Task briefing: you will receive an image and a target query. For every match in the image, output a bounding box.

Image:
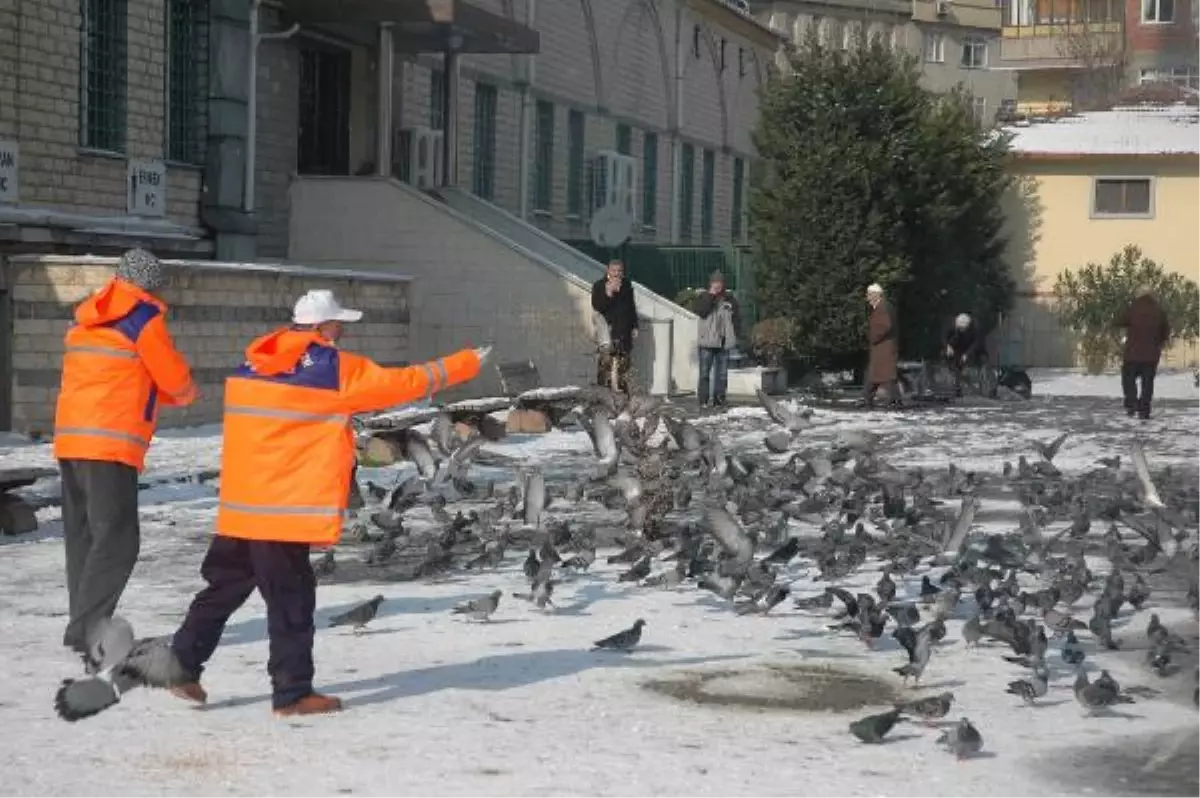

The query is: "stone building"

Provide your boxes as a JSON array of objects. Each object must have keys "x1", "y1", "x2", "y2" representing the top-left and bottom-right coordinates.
[{"x1": 754, "y1": 0, "x2": 1018, "y2": 125}]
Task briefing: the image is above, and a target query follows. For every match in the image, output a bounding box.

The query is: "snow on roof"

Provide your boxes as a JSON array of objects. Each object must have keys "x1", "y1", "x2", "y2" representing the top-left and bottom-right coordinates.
[{"x1": 1002, "y1": 105, "x2": 1199, "y2": 157}]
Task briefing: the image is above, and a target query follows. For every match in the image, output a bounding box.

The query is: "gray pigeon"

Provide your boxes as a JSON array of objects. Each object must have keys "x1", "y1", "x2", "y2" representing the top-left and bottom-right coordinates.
[
  {"x1": 55, "y1": 623, "x2": 194, "y2": 722},
  {"x1": 1074, "y1": 669, "x2": 1134, "y2": 712},
  {"x1": 1006, "y1": 664, "x2": 1049, "y2": 705},
  {"x1": 936, "y1": 718, "x2": 984, "y2": 759},
  {"x1": 849, "y1": 707, "x2": 905, "y2": 743},
  {"x1": 328, "y1": 595, "x2": 385, "y2": 633},
  {"x1": 896, "y1": 691, "x2": 955, "y2": 725},
  {"x1": 452, "y1": 590, "x2": 503, "y2": 622},
  {"x1": 592, "y1": 619, "x2": 646, "y2": 652},
  {"x1": 961, "y1": 614, "x2": 983, "y2": 648}
]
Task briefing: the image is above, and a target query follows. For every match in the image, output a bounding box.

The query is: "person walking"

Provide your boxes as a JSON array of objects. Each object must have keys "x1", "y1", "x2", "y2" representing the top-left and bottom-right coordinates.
[
  {"x1": 167, "y1": 290, "x2": 486, "y2": 716},
  {"x1": 1116, "y1": 284, "x2": 1170, "y2": 420},
  {"x1": 53, "y1": 248, "x2": 197, "y2": 669},
  {"x1": 863, "y1": 283, "x2": 901, "y2": 409},
  {"x1": 591, "y1": 259, "x2": 639, "y2": 393},
  {"x1": 944, "y1": 313, "x2": 987, "y2": 397},
  {"x1": 695, "y1": 270, "x2": 740, "y2": 408}
]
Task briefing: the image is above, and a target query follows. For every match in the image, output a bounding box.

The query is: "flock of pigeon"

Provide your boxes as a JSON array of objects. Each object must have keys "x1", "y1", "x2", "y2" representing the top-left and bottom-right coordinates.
[{"x1": 56, "y1": 383, "x2": 1199, "y2": 771}]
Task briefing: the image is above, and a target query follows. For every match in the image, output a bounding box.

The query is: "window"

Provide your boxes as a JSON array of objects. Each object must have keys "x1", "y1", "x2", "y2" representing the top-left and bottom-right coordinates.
[
  {"x1": 1139, "y1": 66, "x2": 1199, "y2": 88},
  {"x1": 1092, "y1": 178, "x2": 1152, "y2": 217},
  {"x1": 567, "y1": 109, "x2": 585, "y2": 216},
  {"x1": 719, "y1": 38, "x2": 727, "y2": 71},
  {"x1": 80, "y1": 0, "x2": 128, "y2": 152},
  {"x1": 738, "y1": 47, "x2": 747, "y2": 77},
  {"x1": 642, "y1": 132, "x2": 658, "y2": 228},
  {"x1": 924, "y1": 31, "x2": 945, "y2": 63},
  {"x1": 430, "y1": 68, "x2": 446, "y2": 130},
  {"x1": 680, "y1": 142, "x2": 695, "y2": 238},
  {"x1": 961, "y1": 36, "x2": 988, "y2": 69},
  {"x1": 166, "y1": 0, "x2": 205, "y2": 164},
  {"x1": 700, "y1": 149, "x2": 715, "y2": 241},
  {"x1": 297, "y1": 44, "x2": 351, "y2": 175},
  {"x1": 842, "y1": 21, "x2": 860, "y2": 50},
  {"x1": 731, "y1": 157, "x2": 745, "y2": 241},
  {"x1": 533, "y1": 99, "x2": 555, "y2": 212},
  {"x1": 828, "y1": 19, "x2": 844, "y2": 49},
  {"x1": 616, "y1": 123, "x2": 632, "y2": 155},
  {"x1": 693, "y1": 24, "x2": 702, "y2": 58},
  {"x1": 472, "y1": 82, "x2": 497, "y2": 200},
  {"x1": 1142, "y1": 0, "x2": 1174, "y2": 22}
]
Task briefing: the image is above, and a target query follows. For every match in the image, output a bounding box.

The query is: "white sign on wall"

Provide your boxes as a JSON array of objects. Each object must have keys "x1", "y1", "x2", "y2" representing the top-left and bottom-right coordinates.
[
  {"x1": 126, "y1": 159, "x2": 167, "y2": 217},
  {"x1": 0, "y1": 141, "x2": 17, "y2": 204}
]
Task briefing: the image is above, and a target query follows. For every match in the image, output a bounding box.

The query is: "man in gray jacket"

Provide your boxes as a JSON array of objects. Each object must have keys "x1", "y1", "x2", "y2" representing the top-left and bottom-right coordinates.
[{"x1": 695, "y1": 270, "x2": 740, "y2": 408}]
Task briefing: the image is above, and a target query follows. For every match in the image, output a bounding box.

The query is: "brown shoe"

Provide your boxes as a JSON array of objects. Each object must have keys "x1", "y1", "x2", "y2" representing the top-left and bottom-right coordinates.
[
  {"x1": 170, "y1": 682, "x2": 208, "y2": 705},
  {"x1": 273, "y1": 693, "x2": 343, "y2": 717}
]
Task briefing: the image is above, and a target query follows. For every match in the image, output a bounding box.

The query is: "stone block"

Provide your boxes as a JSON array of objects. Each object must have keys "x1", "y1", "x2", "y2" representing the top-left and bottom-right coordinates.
[
  {"x1": 0, "y1": 493, "x2": 39, "y2": 535},
  {"x1": 505, "y1": 408, "x2": 550, "y2": 435},
  {"x1": 360, "y1": 435, "x2": 401, "y2": 466}
]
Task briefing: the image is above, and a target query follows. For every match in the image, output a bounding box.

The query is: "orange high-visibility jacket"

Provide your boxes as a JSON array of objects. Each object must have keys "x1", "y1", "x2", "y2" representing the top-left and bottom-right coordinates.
[
  {"x1": 53, "y1": 278, "x2": 197, "y2": 471},
  {"x1": 217, "y1": 328, "x2": 481, "y2": 546}
]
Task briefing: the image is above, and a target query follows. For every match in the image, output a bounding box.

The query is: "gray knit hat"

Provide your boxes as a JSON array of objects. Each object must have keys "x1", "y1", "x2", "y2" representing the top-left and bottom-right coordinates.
[{"x1": 116, "y1": 248, "x2": 166, "y2": 292}]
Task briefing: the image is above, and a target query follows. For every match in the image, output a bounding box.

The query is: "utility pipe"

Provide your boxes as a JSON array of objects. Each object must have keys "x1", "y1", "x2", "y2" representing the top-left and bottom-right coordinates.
[
  {"x1": 517, "y1": 0, "x2": 537, "y2": 217},
  {"x1": 245, "y1": 0, "x2": 299, "y2": 213},
  {"x1": 376, "y1": 22, "x2": 395, "y2": 176}
]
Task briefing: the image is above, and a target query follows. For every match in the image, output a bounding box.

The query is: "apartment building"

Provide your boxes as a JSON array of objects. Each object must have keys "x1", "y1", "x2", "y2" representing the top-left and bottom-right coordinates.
[
  {"x1": 755, "y1": 0, "x2": 1017, "y2": 125},
  {"x1": 996, "y1": 0, "x2": 1198, "y2": 113}
]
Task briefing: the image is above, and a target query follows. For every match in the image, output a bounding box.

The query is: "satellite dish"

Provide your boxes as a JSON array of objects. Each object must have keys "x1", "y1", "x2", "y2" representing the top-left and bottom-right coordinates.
[{"x1": 589, "y1": 205, "x2": 633, "y2": 249}]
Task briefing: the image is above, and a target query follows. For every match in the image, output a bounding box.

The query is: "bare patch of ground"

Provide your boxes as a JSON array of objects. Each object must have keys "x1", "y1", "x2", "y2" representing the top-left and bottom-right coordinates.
[{"x1": 644, "y1": 662, "x2": 900, "y2": 713}]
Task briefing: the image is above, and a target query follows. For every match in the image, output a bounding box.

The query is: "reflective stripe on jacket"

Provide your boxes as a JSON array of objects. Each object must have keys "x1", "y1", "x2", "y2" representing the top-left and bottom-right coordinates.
[
  {"x1": 53, "y1": 278, "x2": 196, "y2": 471},
  {"x1": 216, "y1": 327, "x2": 481, "y2": 546}
]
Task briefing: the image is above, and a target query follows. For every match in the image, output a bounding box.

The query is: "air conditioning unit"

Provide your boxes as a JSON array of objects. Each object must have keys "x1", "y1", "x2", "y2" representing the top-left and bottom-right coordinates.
[
  {"x1": 397, "y1": 126, "x2": 444, "y2": 190},
  {"x1": 935, "y1": 0, "x2": 951, "y2": 15},
  {"x1": 589, "y1": 150, "x2": 638, "y2": 219}
]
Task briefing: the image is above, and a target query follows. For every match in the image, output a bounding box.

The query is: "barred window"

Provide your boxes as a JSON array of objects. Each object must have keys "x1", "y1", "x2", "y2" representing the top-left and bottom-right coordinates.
[
  {"x1": 679, "y1": 142, "x2": 695, "y2": 238},
  {"x1": 472, "y1": 83, "x2": 497, "y2": 200},
  {"x1": 166, "y1": 0, "x2": 206, "y2": 164},
  {"x1": 567, "y1": 109, "x2": 585, "y2": 216},
  {"x1": 731, "y1": 157, "x2": 745, "y2": 241},
  {"x1": 430, "y1": 68, "x2": 446, "y2": 130},
  {"x1": 700, "y1": 148, "x2": 715, "y2": 242},
  {"x1": 533, "y1": 99, "x2": 554, "y2": 212},
  {"x1": 642, "y1": 131, "x2": 658, "y2": 228},
  {"x1": 616, "y1": 123, "x2": 632, "y2": 155},
  {"x1": 80, "y1": 0, "x2": 128, "y2": 152}
]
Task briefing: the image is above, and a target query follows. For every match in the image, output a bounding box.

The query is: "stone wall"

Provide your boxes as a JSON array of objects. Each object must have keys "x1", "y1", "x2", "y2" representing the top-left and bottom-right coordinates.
[{"x1": 2, "y1": 256, "x2": 411, "y2": 434}]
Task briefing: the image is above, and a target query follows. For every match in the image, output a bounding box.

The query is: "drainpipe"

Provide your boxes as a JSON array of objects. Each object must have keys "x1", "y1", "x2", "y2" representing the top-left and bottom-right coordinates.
[
  {"x1": 441, "y1": 36, "x2": 463, "y2": 187},
  {"x1": 376, "y1": 22, "x2": 395, "y2": 177},
  {"x1": 517, "y1": 0, "x2": 537, "y2": 217},
  {"x1": 670, "y1": 0, "x2": 686, "y2": 244},
  {"x1": 245, "y1": 0, "x2": 299, "y2": 213}
]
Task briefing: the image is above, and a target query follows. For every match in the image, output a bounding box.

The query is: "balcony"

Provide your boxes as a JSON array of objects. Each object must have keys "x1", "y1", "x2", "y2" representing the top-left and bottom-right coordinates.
[{"x1": 997, "y1": 0, "x2": 1125, "y2": 69}]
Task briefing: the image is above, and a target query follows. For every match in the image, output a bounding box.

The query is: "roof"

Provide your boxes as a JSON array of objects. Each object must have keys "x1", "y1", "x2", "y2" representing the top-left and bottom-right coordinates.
[{"x1": 1001, "y1": 105, "x2": 1199, "y2": 157}]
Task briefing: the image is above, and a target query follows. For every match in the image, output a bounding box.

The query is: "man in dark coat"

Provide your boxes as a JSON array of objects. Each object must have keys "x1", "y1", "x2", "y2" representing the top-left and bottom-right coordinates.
[
  {"x1": 591, "y1": 259, "x2": 639, "y2": 393},
  {"x1": 863, "y1": 283, "x2": 900, "y2": 408},
  {"x1": 944, "y1": 313, "x2": 987, "y2": 397},
  {"x1": 1116, "y1": 285, "x2": 1170, "y2": 420}
]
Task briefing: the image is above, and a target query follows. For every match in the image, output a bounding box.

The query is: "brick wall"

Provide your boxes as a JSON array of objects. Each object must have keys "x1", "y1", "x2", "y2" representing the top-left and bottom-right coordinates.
[
  {"x1": 0, "y1": 0, "x2": 203, "y2": 227},
  {"x1": 3, "y1": 255, "x2": 411, "y2": 434}
]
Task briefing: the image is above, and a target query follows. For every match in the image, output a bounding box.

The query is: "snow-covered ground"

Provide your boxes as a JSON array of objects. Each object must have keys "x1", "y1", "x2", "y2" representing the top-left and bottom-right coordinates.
[{"x1": 0, "y1": 377, "x2": 1197, "y2": 796}]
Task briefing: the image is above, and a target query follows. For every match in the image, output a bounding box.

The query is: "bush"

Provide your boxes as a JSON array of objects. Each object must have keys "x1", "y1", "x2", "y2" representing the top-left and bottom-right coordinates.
[
  {"x1": 1053, "y1": 244, "x2": 1199, "y2": 373},
  {"x1": 674, "y1": 287, "x2": 705, "y2": 313},
  {"x1": 751, "y1": 317, "x2": 796, "y2": 367}
]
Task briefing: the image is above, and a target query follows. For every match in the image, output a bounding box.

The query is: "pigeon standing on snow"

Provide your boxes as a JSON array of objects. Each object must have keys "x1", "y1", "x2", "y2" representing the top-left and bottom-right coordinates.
[
  {"x1": 54, "y1": 617, "x2": 194, "y2": 722},
  {"x1": 936, "y1": 718, "x2": 984, "y2": 759},
  {"x1": 592, "y1": 619, "x2": 646, "y2": 652},
  {"x1": 849, "y1": 707, "x2": 905, "y2": 743},
  {"x1": 1006, "y1": 664, "x2": 1049, "y2": 706},
  {"x1": 1061, "y1": 630, "x2": 1085, "y2": 666},
  {"x1": 452, "y1": 590, "x2": 503, "y2": 622},
  {"x1": 328, "y1": 595, "x2": 385, "y2": 633}
]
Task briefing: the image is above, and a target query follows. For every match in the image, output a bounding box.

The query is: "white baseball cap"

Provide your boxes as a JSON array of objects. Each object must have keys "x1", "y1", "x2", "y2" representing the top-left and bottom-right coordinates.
[{"x1": 292, "y1": 290, "x2": 364, "y2": 325}]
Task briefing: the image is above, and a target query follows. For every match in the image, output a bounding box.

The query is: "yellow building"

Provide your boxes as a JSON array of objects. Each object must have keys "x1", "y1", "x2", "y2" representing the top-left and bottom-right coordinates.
[{"x1": 997, "y1": 104, "x2": 1200, "y2": 368}]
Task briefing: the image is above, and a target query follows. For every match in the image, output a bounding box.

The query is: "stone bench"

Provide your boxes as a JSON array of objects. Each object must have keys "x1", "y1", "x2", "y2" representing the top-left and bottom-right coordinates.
[{"x1": 0, "y1": 467, "x2": 56, "y2": 536}]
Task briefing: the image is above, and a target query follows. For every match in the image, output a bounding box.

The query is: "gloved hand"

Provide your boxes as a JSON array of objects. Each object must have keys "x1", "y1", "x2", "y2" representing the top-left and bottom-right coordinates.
[{"x1": 474, "y1": 344, "x2": 493, "y2": 365}]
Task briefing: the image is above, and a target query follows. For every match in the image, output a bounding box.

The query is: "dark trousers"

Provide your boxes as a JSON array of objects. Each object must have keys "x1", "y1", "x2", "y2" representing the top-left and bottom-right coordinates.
[
  {"x1": 596, "y1": 349, "x2": 632, "y2": 393},
  {"x1": 698, "y1": 347, "x2": 730, "y2": 405},
  {"x1": 59, "y1": 459, "x2": 141, "y2": 653},
  {"x1": 863, "y1": 380, "x2": 900, "y2": 407},
  {"x1": 1121, "y1": 361, "x2": 1157, "y2": 417},
  {"x1": 172, "y1": 536, "x2": 316, "y2": 709}
]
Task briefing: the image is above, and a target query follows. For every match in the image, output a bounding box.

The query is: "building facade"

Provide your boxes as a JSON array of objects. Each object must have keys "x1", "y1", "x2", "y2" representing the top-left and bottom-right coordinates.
[
  {"x1": 998, "y1": 105, "x2": 1200, "y2": 368},
  {"x1": 755, "y1": 0, "x2": 1017, "y2": 125},
  {"x1": 996, "y1": 0, "x2": 1198, "y2": 113}
]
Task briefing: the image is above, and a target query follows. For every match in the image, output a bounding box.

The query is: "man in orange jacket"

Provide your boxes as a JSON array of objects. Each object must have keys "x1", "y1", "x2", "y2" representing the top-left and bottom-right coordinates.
[
  {"x1": 54, "y1": 248, "x2": 197, "y2": 668},
  {"x1": 167, "y1": 289, "x2": 487, "y2": 716}
]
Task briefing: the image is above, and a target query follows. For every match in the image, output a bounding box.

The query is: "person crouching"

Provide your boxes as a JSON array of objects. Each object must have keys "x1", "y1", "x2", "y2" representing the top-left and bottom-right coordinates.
[{"x1": 166, "y1": 290, "x2": 488, "y2": 716}]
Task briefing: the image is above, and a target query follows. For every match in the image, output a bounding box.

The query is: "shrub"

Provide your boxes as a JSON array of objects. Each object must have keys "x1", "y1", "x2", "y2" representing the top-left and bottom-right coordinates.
[
  {"x1": 751, "y1": 317, "x2": 796, "y2": 367},
  {"x1": 674, "y1": 287, "x2": 705, "y2": 312},
  {"x1": 1053, "y1": 244, "x2": 1199, "y2": 373}
]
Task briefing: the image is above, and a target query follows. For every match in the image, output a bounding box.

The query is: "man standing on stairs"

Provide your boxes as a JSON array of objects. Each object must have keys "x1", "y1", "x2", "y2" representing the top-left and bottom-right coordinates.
[{"x1": 591, "y1": 259, "x2": 639, "y2": 393}]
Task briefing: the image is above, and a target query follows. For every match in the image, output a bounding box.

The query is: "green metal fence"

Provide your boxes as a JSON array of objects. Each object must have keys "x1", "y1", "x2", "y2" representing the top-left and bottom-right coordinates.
[{"x1": 567, "y1": 242, "x2": 760, "y2": 327}]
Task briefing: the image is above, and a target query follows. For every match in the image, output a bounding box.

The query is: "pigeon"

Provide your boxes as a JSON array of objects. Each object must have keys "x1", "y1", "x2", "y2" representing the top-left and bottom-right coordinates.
[
  {"x1": 55, "y1": 620, "x2": 194, "y2": 722},
  {"x1": 1074, "y1": 669, "x2": 1135, "y2": 712},
  {"x1": 896, "y1": 691, "x2": 955, "y2": 725},
  {"x1": 919, "y1": 575, "x2": 941, "y2": 604},
  {"x1": 961, "y1": 614, "x2": 983, "y2": 648},
  {"x1": 764, "y1": 537, "x2": 801, "y2": 566},
  {"x1": 936, "y1": 718, "x2": 984, "y2": 759},
  {"x1": 704, "y1": 505, "x2": 754, "y2": 571},
  {"x1": 1147, "y1": 613, "x2": 1189, "y2": 652},
  {"x1": 562, "y1": 547, "x2": 597, "y2": 571},
  {"x1": 849, "y1": 707, "x2": 905, "y2": 743},
  {"x1": 755, "y1": 389, "x2": 811, "y2": 433},
  {"x1": 764, "y1": 429, "x2": 792, "y2": 454},
  {"x1": 1006, "y1": 664, "x2": 1049, "y2": 706},
  {"x1": 875, "y1": 569, "x2": 897, "y2": 604},
  {"x1": 592, "y1": 619, "x2": 646, "y2": 652},
  {"x1": 618, "y1": 555, "x2": 653, "y2": 583},
  {"x1": 894, "y1": 623, "x2": 934, "y2": 685},
  {"x1": 1033, "y1": 432, "x2": 1068, "y2": 463},
  {"x1": 452, "y1": 590, "x2": 503, "y2": 622},
  {"x1": 313, "y1": 549, "x2": 336, "y2": 579},
  {"x1": 328, "y1": 595, "x2": 385, "y2": 633},
  {"x1": 1061, "y1": 630, "x2": 1086, "y2": 666}
]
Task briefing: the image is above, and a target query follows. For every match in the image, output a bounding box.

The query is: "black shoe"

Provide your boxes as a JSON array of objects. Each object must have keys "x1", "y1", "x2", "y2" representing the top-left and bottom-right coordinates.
[
  {"x1": 1138, "y1": 413, "x2": 1150, "y2": 421},
  {"x1": 712, "y1": 397, "x2": 727, "y2": 408},
  {"x1": 1126, "y1": 408, "x2": 1136, "y2": 418}
]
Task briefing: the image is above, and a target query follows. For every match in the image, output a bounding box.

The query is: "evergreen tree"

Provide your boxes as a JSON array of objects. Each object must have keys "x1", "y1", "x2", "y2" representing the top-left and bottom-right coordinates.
[{"x1": 749, "y1": 31, "x2": 1015, "y2": 369}]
